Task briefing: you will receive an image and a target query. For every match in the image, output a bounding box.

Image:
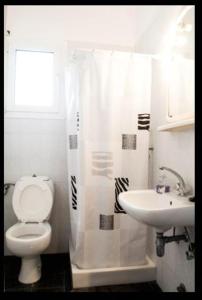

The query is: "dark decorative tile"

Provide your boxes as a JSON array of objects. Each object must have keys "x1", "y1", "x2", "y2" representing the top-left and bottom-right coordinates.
[
  {"x1": 122, "y1": 134, "x2": 136, "y2": 150},
  {"x1": 95, "y1": 285, "x2": 113, "y2": 292},
  {"x1": 4, "y1": 256, "x2": 21, "y2": 276},
  {"x1": 76, "y1": 112, "x2": 79, "y2": 132},
  {"x1": 99, "y1": 214, "x2": 114, "y2": 230},
  {"x1": 71, "y1": 175, "x2": 77, "y2": 210},
  {"x1": 6, "y1": 287, "x2": 33, "y2": 293},
  {"x1": 138, "y1": 113, "x2": 150, "y2": 130},
  {"x1": 69, "y1": 134, "x2": 78, "y2": 149},
  {"x1": 71, "y1": 282, "x2": 162, "y2": 293},
  {"x1": 148, "y1": 281, "x2": 162, "y2": 292},
  {"x1": 4, "y1": 253, "x2": 71, "y2": 293},
  {"x1": 95, "y1": 282, "x2": 153, "y2": 292},
  {"x1": 31, "y1": 285, "x2": 66, "y2": 293},
  {"x1": 114, "y1": 177, "x2": 129, "y2": 214},
  {"x1": 4, "y1": 254, "x2": 161, "y2": 293},
  {"x1": 29, "y1": 272, "x2": 66, "y2": 292},
  {"x1": 71, "y1": 287, "x2": 97, "y2": 292}
]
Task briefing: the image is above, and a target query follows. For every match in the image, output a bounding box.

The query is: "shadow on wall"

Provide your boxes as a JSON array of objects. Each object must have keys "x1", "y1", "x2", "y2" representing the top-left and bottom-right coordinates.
[
  {"x1": 4, "y1": 185, "x2": 18, "y2": 255},
  {"x1": 48, "y1": 182, "x2": 70, "y2": 254}
]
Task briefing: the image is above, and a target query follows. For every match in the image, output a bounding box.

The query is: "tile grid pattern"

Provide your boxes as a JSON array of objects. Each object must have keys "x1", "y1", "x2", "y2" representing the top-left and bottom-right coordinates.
[{"x1": 4, "y1": 254, "x2": 162, "y2": 293}]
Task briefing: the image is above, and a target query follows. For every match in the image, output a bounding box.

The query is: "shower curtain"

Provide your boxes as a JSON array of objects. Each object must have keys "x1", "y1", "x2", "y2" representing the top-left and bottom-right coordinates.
[{"x1": 65, "y1": 49, "x2": 151, "y2": 269}]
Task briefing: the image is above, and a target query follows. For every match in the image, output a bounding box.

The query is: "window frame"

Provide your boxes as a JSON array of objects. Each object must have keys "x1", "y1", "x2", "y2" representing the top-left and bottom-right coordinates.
[{"x1": 5, "y1": 39, "x2": 64, "y2": 118}]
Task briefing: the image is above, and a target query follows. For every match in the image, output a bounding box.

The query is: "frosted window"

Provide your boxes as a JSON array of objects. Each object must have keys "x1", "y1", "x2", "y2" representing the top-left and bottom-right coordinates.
[{"x1": 14, "y1": 50, "x2": 54, "y2": 106}]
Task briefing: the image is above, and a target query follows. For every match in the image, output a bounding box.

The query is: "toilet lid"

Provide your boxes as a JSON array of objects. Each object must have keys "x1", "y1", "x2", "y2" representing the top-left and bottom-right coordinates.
[{"x1": 12, "y1": 178, "x2": 53, "y2": 222}]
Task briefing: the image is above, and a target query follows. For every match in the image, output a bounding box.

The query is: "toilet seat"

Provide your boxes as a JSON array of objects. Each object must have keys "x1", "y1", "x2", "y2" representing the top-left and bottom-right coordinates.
[
  {"x1": 12, "y1": 178, "x2": 53, "y2": 222},
  {"x1": 6, "y1": 221, "x2": 52, "y2": 262},
  {"x1": 6, "y1": 222, "x2": 51, "y2": 243}
]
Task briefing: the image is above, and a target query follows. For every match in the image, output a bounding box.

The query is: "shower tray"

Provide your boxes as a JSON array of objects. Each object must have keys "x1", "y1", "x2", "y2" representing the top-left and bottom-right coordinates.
[{"x1": 70, "y1": 255, "x2": 156, "y2": 288}]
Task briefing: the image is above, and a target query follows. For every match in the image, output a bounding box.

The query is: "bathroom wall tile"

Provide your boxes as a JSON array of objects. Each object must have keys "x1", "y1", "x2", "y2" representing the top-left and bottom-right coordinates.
[
  {"x1": 4, "y1": 185, "x2": 18, "y2": 256},
  {"x1": 156, "y1": 231, "x2": 195, "y2": 292},
  {"x1": 164, "y1": 258, "x2": 194, "y2": 292},
  {"x1": 156, "y1": 257, "x2": 165, "y2": 290},
  {"x1": 4, "y1": 186, "x2": 17, "y2": 231},
  {"x1": 30, "y1": 119, "x2": 65, "y2": 135},
  {"x1": 4, "y1": 156, "x2": 22, "y2": 182},
  {"x1": 163, "y1": 264, "x2": 179, "y2": 292},
  {"x1": 4, "y1": 133, "x2": 22, "y2": 158},
  {"x1": 4, "y1": 118, "x2": 66, "y2": 135},
  {"x1": 4, "y1": 133, "x2": 23, "y2": 181},
  {"x1": 146, "y1": 227, "x2": 156, "y2": 262},
  {"x1": 161, "y1": 230, "x2": 179, "y2": 267},
  {"x1": 172, "y1": 242, "x2": 195, "y2": 292},
  {"x1": 4, "y1": 119, "x2": 21, "y2": 134},
  {"x1": 157, "y1": 260, "x2": 178, "y2": 292},
  {"x1": 18, "y1": 133, "x2": 67, "y2": 181}
]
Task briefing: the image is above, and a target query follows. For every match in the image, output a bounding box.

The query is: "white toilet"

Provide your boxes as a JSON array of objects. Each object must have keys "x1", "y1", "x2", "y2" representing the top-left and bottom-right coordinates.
[{"x1": 5, "y1": 175, "x2": 54, "y2": 284}]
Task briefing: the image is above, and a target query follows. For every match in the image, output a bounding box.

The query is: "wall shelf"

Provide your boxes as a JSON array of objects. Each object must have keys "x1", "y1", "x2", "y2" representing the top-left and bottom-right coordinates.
[{"x1": 157, "y1": 118, "x2": 194, "y2": 132}]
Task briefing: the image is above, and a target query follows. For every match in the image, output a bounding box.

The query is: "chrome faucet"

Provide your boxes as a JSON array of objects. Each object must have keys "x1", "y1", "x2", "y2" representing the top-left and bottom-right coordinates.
[{"x1": 159, "y1": 166, "x2": 189, "y2": 196}]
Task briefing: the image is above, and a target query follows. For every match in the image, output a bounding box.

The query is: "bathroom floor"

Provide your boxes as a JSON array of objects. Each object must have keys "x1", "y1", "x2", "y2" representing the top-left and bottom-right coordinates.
[{"x1": 4, "y1": 253, "x2": 162, "y2": 292}]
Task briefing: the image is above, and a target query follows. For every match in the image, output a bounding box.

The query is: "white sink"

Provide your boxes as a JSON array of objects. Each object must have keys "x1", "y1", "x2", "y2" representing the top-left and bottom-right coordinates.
[{"x1": 118, "y1": 189, "x2": 194, "y2": 232}]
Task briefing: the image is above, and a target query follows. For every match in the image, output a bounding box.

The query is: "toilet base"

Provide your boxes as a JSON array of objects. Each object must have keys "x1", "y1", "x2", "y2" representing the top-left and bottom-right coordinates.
[{"x1": 19, "y1": 255, "x2": 42, "y2": 284}]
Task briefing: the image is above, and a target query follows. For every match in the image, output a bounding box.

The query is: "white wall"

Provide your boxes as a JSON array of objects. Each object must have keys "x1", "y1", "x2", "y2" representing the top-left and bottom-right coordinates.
[
  {"x1": 148, "y1": 59, "x2": 195, "y2": 292},
  {"x1": 6, "y1": 5, "x2": 139, "y2": 47},
  {"x1": 4, "y1": 118, "x2": 70, "y2": 255}
]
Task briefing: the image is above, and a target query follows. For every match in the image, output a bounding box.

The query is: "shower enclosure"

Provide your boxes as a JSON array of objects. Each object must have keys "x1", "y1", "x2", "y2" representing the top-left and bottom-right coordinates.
[{"x1": 65, "y1": 48, "x2": 155, "y2": 287}]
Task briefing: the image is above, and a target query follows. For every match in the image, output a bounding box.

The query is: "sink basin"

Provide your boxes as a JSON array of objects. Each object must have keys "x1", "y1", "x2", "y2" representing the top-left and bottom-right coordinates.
[{"x1": 118, "y1": 189, "x2": 194, "y2": 232}]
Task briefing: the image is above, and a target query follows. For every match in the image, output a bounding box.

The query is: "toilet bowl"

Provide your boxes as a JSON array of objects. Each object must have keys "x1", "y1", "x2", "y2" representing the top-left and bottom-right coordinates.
[{"x1": 5, "y1": 176, "x2": 54, "y2": 284}]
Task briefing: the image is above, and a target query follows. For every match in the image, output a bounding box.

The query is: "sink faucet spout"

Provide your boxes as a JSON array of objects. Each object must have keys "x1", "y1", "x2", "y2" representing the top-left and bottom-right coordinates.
[{"x1": 159, "y1": 166, "x2": 188, "y2": 196}]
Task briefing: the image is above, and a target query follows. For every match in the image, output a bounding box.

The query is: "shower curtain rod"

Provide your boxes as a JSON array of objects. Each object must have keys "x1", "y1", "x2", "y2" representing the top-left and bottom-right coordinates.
[{"x1": 65, "y1": 40, "x2": 159, "y2": 59}]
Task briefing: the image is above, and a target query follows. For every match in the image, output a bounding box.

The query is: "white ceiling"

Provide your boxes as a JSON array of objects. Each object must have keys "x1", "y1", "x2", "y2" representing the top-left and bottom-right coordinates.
[{"x1": 6, "y1": 5, "x2": 185, "y2": 53}]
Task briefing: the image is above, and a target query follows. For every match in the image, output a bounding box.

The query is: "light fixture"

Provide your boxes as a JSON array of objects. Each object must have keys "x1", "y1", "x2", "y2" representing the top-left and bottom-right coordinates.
[
  {"x1": 177, "y1": 22, "x2": 192, "y2": 33},
  {"x1": 175, "y1": 35, "x2": 187, "y2": 47},
  {"x1": 184, "y1": 23, "x2": 192, "y2": 32}
]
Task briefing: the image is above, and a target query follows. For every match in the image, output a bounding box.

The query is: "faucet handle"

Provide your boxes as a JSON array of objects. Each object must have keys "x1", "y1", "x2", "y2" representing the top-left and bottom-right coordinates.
[
  {"x1": 188, "y1": 196, "x2": 195, "y2": 202},
  {"x1": 175, "y1": 182, "x2": 192, "y2": 197},
  {"x1": 175, "y1": 182, "x2": 182, "y2": 194}
]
